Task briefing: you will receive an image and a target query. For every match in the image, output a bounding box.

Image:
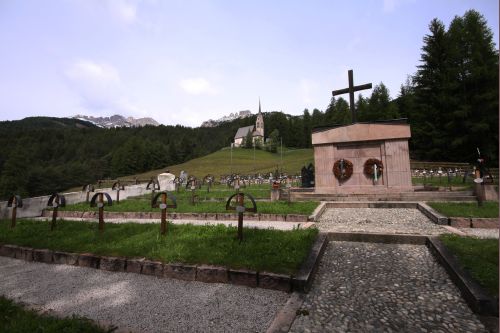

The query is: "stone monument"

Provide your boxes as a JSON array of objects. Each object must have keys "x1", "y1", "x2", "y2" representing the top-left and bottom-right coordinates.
[
  {"x1": 158, "y1": 171, "x2": 176, "y2": 191},
  {"x1": 312, "y1": 70, "x2": 412, "y2": 194}
]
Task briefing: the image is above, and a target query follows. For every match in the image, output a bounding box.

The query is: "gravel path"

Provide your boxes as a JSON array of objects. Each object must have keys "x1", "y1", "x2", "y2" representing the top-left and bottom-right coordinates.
[
  {"x1": 0, "y1": 256, "x2": 288, "y2": 333},
  {"x1": 290, "y1": 242, "x2": 487, "y2": 333},
  {"x1": 34, "y1": 217, "x2": 302, "y2": 230},
  {"x1": 318, "y1": 208, "x2": 447, "y2": 235},
  {"x1": 458, "y1": 228, "x2": 499, "y2": 239}
]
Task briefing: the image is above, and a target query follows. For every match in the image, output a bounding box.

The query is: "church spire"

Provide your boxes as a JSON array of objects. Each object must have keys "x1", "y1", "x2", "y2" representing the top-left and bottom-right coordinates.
[{"x1": 258, "y1": 98, "x2": 261, "y2": 114}]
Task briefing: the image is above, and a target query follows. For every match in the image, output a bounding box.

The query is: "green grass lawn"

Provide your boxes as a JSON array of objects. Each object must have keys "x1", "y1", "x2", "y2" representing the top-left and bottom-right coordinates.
[
  {"x1": 60, "y1": 197, "x2": 319, "y2": 215},
  {"x1": 0, "y1": 219, "x2": 318, "y2": 274},
  {"x1": 439, "y1": 234, "x2": 499, "y2": 296},
  {"x1": 428, "y1": 201, "x2": 499, "y2": 218},
  {"x1": 0, "y1": 296, "x2": 112, "y2": 333}
]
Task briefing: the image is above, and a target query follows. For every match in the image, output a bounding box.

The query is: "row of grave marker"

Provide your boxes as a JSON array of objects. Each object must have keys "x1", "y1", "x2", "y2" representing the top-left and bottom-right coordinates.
[{"x1": 4, "y1": 191, "x2": 257, "y2": 242}]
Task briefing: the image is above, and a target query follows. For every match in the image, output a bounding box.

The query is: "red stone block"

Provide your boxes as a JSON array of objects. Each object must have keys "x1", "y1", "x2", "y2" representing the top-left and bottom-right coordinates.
[
  {"x1": 449, "y1": 217, "x2": 471, "y2": 228},
  {"x1": 53, "y1": 251, "x2": 78, "y2": 265},
  {"x1": 258, "y1": 272, "x2": 292, "y2": 292},
  {"x1": 100, "y1": 256, "x2": 126, "y2": 272},
  {"x1": 472, "y1": 218, "x2": 499, "y2": 229},
  {"x1": 196, "y1": 265, "x2": 228, "y2": 283},
  {"x1": 126, "y1": 258, "x2": 144, "y2": 274},
  {"x1": 229, "y1": 269, "x2": 258, "y2": 288},
  {"x1": 33, "y1": 249, "x2": 53, "y2": 263},
  {"x1": 78, "y1": 253, "x2": 100, "y2": 268},
  {"x1": 141, "y1": 260, "x2": 163, "y2": 276},
  {"x1": 286, "y1": 214, "x2": 308, "y2": 222},
  {"x1": 164, "y1": 263, "x2": 197, "y2": 281},
  {"x1": 0, "y1": 244, "x2": 17, "y2": 258}
]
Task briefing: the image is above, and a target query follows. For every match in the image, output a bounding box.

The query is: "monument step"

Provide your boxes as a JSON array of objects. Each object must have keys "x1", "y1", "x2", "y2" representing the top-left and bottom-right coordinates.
[{"x1": 290, "y1": 191, "x2": 476, "y2": 202}]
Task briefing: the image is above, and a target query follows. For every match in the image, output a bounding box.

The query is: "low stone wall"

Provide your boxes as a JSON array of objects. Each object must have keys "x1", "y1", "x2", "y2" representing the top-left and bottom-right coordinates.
[
  {"x1": 40, "y1": 210, "x2": 310, "y2": 222},
  {"x1": 448, "y1": 217, "x2": 499, "y2": 229}
]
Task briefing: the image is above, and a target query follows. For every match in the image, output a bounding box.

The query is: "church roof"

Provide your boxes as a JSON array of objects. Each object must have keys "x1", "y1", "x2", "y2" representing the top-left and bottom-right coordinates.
[{"x1": 234, "y1": 125, "x2": 255, "y2": 139}]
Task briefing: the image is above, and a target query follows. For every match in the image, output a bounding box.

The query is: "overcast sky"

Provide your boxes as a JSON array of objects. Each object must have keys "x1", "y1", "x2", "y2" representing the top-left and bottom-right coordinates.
[{"x1": 0, "y1": 0, "x2": 498, "y2": 127}]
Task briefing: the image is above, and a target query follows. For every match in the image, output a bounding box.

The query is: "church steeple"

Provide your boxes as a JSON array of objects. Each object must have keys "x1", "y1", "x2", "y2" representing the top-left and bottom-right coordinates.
[{"x1": 255, "y1": 98, "x2": 264, "y2": 137}]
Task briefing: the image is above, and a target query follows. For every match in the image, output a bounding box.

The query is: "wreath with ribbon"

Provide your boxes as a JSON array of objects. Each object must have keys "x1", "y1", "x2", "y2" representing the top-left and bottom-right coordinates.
[
  {"x1": 364, "y1": 158, "x2": 383, "y2": 179},
  {"x1": 333, "y1": 158, "x2": 353, "y2": 181}
]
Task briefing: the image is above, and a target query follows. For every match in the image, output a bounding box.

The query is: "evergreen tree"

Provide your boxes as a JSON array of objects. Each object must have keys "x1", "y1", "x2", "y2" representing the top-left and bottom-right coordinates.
[{"x1": 244, "y1": 129, "x2": 254, "y2": 148}]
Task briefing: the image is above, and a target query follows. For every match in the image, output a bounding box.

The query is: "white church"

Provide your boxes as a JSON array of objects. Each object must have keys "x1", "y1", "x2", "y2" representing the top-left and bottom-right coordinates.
[{"x1": 233, "y1": 100, "x2": 264, "y2": 147}]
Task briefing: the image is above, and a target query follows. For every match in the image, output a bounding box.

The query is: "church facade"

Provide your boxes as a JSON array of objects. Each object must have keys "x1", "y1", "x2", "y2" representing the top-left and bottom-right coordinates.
[{"x1": 233, "y1": 101, "x2": 264, "y2": 147}]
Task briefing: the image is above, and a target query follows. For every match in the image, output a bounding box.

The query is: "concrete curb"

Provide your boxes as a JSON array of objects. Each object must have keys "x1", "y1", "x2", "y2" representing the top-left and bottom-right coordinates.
[
  {"x1": 417, "y1": 203, "x2": 448, "y2": 225},
  {"x1": 291, "y1": 233, "x2": 328, "y2": 293},
  {"x1": 266, "y1": 292, "x2": 304, "y2": 333},
  {"x1": 426, "y1": 237, "x2": 499, "y2": 317}
]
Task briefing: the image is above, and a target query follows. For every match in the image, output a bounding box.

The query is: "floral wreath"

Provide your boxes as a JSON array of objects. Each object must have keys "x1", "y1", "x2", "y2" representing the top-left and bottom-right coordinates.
[
  {"x1": 364, "y1": 158, "x2": 383, "y2": 179},
  {"x1": 333, "y1": 158, "x2": 353, "y2": 181}
]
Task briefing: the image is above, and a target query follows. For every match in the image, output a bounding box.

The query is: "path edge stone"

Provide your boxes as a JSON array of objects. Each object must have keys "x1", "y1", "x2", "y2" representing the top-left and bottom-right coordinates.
[
  {"x1": 426, "y1": 236, "x2": 499, "y2": 317},
  {"x1": 291, "y1": 233, "x2": 328, "y2": 292},
  {"x1": 266, "y1": 292, "x2": 304, "y2": 333}
]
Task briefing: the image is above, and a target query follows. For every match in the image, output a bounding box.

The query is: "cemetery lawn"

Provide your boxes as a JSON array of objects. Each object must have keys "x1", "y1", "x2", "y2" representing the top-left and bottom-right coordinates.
[
  {"x1": 439, "y1": 234, "x2": 498, "y2": 296},
  {"x1": 0, "y1": 219, "x2": 318, "y2": 274},
  {"x1": 0, "y1": 296, "x2": 110, "y2": 333},
  {"x1": 428, "y1": 202, "x2": 499, "y2": 218},
  {"x1": 59, "y1": 199, "x2": 319, "y2": 215}
]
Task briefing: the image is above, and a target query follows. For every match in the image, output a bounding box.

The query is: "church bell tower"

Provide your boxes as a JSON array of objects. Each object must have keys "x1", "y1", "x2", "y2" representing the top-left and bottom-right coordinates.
[{"x1": 255, "y1": 99, "x2": 264, "y2": 137}]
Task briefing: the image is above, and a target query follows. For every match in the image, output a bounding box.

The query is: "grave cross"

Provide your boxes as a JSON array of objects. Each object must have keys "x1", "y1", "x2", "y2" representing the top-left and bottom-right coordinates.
[{"x1": 332, "y1": 69, "x2": 372, "y2": 123}]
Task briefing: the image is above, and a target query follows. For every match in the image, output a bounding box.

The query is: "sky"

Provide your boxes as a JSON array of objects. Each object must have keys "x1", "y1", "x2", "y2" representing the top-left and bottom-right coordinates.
[{"x1": 0, "y1": 0, "x2": 498, "y2": 127}]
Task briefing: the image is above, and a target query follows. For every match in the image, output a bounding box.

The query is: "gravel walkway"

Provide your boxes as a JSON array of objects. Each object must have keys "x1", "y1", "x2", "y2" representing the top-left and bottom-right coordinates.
[
  {"x1": 34, "y1": 217, "x2": 302, "y2": 230},
  {"x1": 318, "y1": 208, "x2": 446, "y2": 235},
  {"x1": 290, "y1": 241, "x2": 487, "y2": 333},
  {"x1": 458, "y1": 228, "x2": 499, "y2": 239},
  {"x1": 0, "y1": 256, "x2": 288, "y2": 333}
]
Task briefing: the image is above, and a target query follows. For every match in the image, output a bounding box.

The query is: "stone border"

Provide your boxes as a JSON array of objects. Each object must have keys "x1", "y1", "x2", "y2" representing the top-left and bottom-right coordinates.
[
  {"x1": 426, "y1": 237, "x2": 499, "y2": 317},
  {"x1": 266, "y1": 292, "x2": 305, "y2": 333},
  {"x1": 41, "y1": 210, "x2": 310, "y2": 222},
  {"x1": 291, "y1": 233, "x2": 329, "y2": 292},
  {"x1": 417, "y1": 203, "x2": 449, "y2": 225},
  {"x1": 449, "y1": 217, "x2": 499, "y2": 229},
  {"x1": 0, "y1": 242, "x2": 327, "y2": 293}
]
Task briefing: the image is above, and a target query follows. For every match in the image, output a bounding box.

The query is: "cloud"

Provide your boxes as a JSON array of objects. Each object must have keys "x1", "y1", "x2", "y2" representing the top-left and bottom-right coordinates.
[
  {"x1": 179, "y1": 78, "x2": 218, "y2": 95},
  {"x1": 64, "y1": 59, "x2": 146, "y2": 116},
  {"x1": 383, "y1": 0, "x2": 397, "y2": 12},
  {"x1": 106, "y1": 0, "x2": 137, "y2": 23},
  {"x1": 299, "y1": 79, "x2": 319, "y2": 104}
]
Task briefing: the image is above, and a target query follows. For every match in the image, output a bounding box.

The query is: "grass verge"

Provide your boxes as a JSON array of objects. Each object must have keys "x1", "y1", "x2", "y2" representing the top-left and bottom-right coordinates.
[
  {"x1": 439, "y1": 234, "x2": 498, "y2": 296},
  {"x1": 60, "y1": 199, "x2": 319, "y2": 215},
  {"x1": 428, "y1": 201, "x2": 498, "y2": 218},
  {"x1": 0, "y1": 296, "x2": 112, "y2": 333},
  {"x1": 0, "y1": 219, "x2": 318, "y2": 275}
]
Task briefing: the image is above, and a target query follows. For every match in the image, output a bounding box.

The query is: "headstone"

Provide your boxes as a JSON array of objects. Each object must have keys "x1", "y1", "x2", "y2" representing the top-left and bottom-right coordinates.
[{"x1": 158, "y1": 172, "x2": 176, "y2": 191}]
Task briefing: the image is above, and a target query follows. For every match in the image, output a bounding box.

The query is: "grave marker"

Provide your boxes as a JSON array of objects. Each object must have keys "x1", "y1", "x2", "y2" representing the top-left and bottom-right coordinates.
[
  {"x1": 47, "y1": 193, "x2": 66, "y2": 231},
  {"x1": 90, "y1": 192, "x2": 113, "y2": 232},
  {"x1": 151, "y1": 192, "x2": 177, "y2": 235},
  {"x1": 225, "y1": 192, "x2": 257, "y2": 242},
  {"x1": 7, "y1": 195, "x2": 22, "y2": 228}
]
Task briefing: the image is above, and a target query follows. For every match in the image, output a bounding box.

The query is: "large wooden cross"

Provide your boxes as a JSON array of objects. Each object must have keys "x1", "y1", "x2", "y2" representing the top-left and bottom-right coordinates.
[{"x1": 332, "y1": 69, "x2": 372, "y2": 123}]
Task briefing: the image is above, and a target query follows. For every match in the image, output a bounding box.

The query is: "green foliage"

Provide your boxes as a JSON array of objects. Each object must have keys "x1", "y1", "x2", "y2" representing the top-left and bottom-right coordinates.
[
  {"x1": 0, "y1": 296, "x2": 110, "y2": 333},
  {"x1": 410, "y1": 10, "x2": 498, "y2": 164},
  {"x1": 440, "y1": 234, "x2": 498, "y2": 296},
  {"x1": 0, "y1": 219, "x2": 318, "y2": 274},
  {"x1": 267, "y1": 129, "x2": 280, "y2": 153},
  {"x1": 244, "y1": 129, "x2": 254, "y2": 149},
  {"x1": 428, "y1": 201, "x2": 498, "y2": 218}
]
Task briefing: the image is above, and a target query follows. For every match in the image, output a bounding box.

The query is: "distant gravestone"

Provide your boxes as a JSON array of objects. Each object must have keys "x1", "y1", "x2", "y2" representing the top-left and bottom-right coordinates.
[{"x1": 158, "y1": 172, "x2": 176, "y2": 191}]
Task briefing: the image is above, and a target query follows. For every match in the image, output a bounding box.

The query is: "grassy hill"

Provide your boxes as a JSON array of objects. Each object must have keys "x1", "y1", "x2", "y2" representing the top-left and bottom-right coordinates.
[{"x1": 123, "y1": 147, "x2": 314, "y2": 180}]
